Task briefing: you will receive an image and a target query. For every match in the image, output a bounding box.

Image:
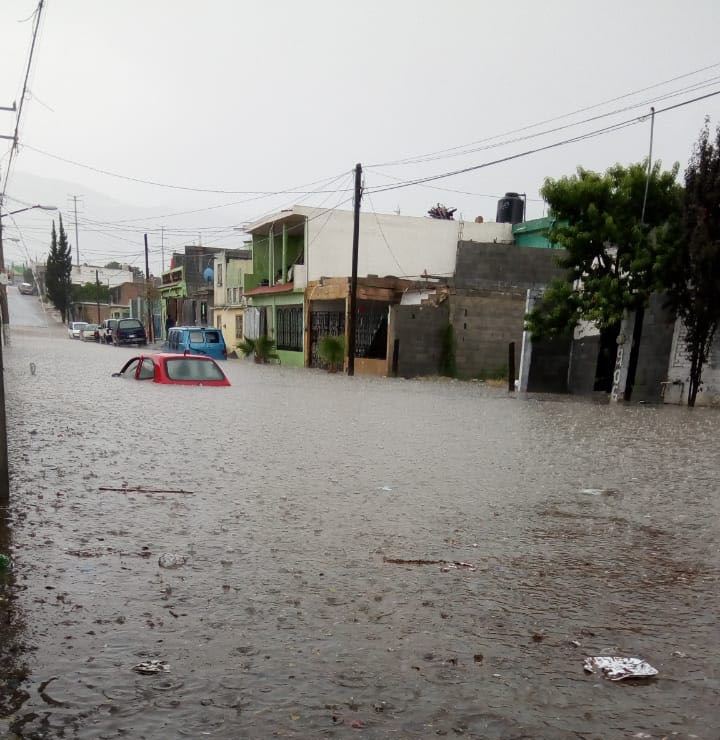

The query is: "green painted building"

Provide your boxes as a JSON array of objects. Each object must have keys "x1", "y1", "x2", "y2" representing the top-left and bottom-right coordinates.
[{"x1": 511, "y1": 216, "x2": 563, "y2": 249}]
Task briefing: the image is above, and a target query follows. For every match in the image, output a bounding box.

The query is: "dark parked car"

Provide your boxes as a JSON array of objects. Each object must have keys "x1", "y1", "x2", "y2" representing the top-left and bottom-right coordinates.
[
  {"x1": 100, "y1": 318, "x2": 120, "y2": 344},
  {"x1": 113, "y1": 318, "x2": 147, "y2": 347}
]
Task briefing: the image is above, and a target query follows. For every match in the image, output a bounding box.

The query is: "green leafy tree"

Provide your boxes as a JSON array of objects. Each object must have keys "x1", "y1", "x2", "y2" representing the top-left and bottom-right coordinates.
[
  {"x1": 45, "y1": 215, "x2": 73, "y2": 322},
  {"x1": 661, "y1": 120, "x2": 720, "y2": 406},
  {"x1": 71, "y1": 282, "x2": 110, "y2": 303},
  {"x1": 526, "y1": 162, "x2": 682, "y2": 338}
]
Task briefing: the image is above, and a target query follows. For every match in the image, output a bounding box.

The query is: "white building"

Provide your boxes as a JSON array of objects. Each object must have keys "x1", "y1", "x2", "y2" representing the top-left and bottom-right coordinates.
[
  {"x1": 244, "y1": 205, "x2": 514, "y2": 289},
  {"x1": 71, "y1": 264, "x2": 136, "y2": 288}
]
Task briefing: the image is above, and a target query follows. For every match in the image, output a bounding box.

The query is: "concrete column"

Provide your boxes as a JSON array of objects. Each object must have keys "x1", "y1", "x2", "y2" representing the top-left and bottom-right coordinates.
[
  {"x1": 281, "y1": 223, "x2": 287, "y2": 283},
  {"x1": 610, "y1": 311, "x2": 635, "y2": 402}
]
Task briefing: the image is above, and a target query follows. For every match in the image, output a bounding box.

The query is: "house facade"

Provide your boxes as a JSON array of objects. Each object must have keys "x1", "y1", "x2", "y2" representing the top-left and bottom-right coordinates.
[{"x1": 212, "y1": 248, "x2": 252, "y2": 354}]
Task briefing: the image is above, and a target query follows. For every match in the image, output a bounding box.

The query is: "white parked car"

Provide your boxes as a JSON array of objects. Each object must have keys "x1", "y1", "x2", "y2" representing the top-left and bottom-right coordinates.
[
  {"x1": 80, "y1": 324, "x2": 100, "y2": 342},
  {"x1": 68, "y1": 321, "x2": 88, "y2": 339}
]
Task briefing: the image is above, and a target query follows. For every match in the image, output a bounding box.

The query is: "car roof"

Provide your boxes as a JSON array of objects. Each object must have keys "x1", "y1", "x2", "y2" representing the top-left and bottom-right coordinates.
[
  {"x1": 150, "y1": 352, "x2": 219, "y2": 362},
  {"x1": 171, "y1": 326, "x2": 218, "y2": 331}
]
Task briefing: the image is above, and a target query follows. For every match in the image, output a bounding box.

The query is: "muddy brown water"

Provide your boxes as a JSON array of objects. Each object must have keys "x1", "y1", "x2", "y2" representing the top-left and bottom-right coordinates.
[{"x1": 1, "y1": 318, "x2": 719, "y2": 738}]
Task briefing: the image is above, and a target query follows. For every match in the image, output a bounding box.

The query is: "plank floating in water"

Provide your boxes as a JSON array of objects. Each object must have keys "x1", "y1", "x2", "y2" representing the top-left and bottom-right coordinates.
[{"x1": 99, "y1": 486, "x2": 193, "y2": 494}]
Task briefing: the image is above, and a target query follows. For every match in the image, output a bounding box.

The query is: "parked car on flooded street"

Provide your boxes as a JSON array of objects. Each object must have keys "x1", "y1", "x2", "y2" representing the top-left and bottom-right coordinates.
[
  {"x1": 18, "y1": 282, "x2": 34, "y2": 295},
  {"x1": 80, "y1": 323, "x2": 100, "y2": 342},
  {"x1": 112, "y1": 353, "x2": 230, "y2": 386},
  {"x1": 166, "y1": 326, "x2": 227, "y2": 360},
  {"x1": 99, "y1": 318, "x2": 119, "y2": 344},
  {"x1": 112, "y1": 318, "x2": 147, "y2": 347},
  {"x1": 68, "y1": 321, "x2": 88, "y2": 339}
]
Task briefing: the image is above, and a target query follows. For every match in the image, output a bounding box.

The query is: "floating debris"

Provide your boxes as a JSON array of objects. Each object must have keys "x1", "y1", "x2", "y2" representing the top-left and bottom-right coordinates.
[
  {"x1": 583, "y1": 657, "x2": 658, "y2": 681},
  {"x1": 0, "y1": 554, "x2": 11, "y2": 571},
  {"x1": 158, "y1": 553, "x2": 188, "y2": 569},
  {"x1": 99, "y1": 486, "x2": 193, "y2": 494},
  {"x1": 132, "y1": 659, "x2": 169, "y2": 675},
  {"x1": 378, "y1": 486, "x2": 393, "y2": 492},
  {"x1": 383, "y1": 557, "x2": 476, "y2": 572}
]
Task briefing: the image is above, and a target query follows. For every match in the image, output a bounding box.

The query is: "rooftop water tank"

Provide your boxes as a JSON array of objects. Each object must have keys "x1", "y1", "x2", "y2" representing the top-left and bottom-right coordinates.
[{"x1": 496, "y1": 192, "x2": 524, "y2": 225}]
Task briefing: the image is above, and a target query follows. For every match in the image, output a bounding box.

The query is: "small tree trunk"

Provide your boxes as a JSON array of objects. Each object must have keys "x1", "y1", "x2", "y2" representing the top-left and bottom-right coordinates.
[{"x1": 687, "y1": 341, "x2": 704, "y2": 408}]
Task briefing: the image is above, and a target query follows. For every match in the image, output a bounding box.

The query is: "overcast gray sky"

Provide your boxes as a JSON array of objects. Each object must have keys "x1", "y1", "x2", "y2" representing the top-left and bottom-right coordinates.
[{"x1": 1, "y1": 0, "x2": 719, "y2": 273}]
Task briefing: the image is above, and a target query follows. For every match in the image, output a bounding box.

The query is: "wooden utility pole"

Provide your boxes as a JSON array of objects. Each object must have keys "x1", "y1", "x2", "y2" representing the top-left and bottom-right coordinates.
[
  {"x1": 95, "y1": 269, "x2": 101, "y2": 324},
  {"x1": 144, "y1": 233, "x2": 154, "y2": 343},
  {"x1": 347, "y1": 163, "x2": 362, "y2": 376},
  {"x1": 71, "y1": 195, "x2": 81, "y2": 266},
  {"x1": 508, "y1": 341, "x2": 516, "y2": 392}
]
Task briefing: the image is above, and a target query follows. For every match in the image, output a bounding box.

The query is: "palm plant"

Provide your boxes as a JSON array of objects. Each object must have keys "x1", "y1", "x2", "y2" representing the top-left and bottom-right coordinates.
[
  {"x1": 318, "y1": 334, "x2": 345, "y2": 373},
  {"x1": 237, "y1": 335, "x2": 279, "y2": 364}
]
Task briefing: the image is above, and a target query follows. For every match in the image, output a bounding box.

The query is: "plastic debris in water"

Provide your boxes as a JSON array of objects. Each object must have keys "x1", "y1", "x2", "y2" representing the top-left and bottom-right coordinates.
[
  {"x1": 583, "y1": 656, "x2": 658, "y2": 681},
  {"x1": 132, "y1": 659, "x2": 169, "y2": 675},
  {"x1": 29, "y1": 362, "x2": 36, "y2": 376},
  {"x1": 378, "y1": 486, "x2": 393, "y2": 492},
  {"x1": 158, "y1": 553, "x2": 188, "y2": 569}
]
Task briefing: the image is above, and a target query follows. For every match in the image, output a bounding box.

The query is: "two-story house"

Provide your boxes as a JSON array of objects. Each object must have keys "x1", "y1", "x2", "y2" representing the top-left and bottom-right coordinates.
[{"x1": 212, "y1": 248, "x2": 252, "y2": 354}]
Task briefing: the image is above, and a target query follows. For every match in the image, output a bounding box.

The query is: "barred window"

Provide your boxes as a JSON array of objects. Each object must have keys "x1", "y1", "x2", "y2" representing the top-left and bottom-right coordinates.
[
  {"x1": 235, "y1": 314, "x2": 243, "y2": 339},
  {"x1": 217, "y1": 264, "x2": 223, "y2": 287},
  {"x1": 276, "y1": 306, "x2": 302, "y2": 351}
]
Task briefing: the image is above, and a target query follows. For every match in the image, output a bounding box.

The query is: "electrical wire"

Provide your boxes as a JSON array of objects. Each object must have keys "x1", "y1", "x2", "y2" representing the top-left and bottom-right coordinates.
[
  {"x1": 364, "y1": 189, "x2": 405, "y2": 276},
  {"x1": 369, "y1": 61, "x2": 720, "y2": 167},
  {"x1": 365, "y1": 89, "x2": 720, "y2": 196}
]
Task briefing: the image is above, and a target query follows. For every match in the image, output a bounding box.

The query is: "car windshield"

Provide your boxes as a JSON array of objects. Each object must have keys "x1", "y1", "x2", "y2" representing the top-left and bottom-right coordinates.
[
  {"x1": 165, "y1": 358, "x2": 225, "y2": 382},
  {"x1": 119, "y1": 320, "x2": 142, "y2": 329},
  {"x1": 73, "y1": 323, "x2": 87, "y2": 329},
  {"x1": 84, "y1": 324, "x2": 98, "y2": 331}
]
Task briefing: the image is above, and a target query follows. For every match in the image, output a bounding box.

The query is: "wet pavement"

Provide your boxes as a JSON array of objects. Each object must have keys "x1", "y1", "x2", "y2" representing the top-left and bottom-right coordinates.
[{"x1": 1, "y1": 287, "x2": 719, "y2": 738}]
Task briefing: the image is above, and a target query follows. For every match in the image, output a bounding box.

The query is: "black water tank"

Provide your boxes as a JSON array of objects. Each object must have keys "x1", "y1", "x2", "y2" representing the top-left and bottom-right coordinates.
[{"x1": 496, "y1": 192, "x2": 524, "y2": 224}]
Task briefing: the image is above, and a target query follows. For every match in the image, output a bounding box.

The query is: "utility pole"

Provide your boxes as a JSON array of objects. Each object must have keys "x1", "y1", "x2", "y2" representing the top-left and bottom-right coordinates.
[
  {"x1": 144, "y1": 233, "x2": 154, "y2": 343},
  {"x1": 640, "y1": 107, "x2": 655, "y2": 224},
  {"x1": 0, "y1": 202, "x2": 7, "y2": 506},
  {"x1": 95, "y1": 269, "x2": 101, "y2": 324},
  {"x1": 71, "y1": 195, "x2": 81, "y2": 266},
  {"x1": 161, "y1": 226, "x2": 165, "y2": 272},
  {"x1": 346, "y1": 163, "x2": 362, "y2": 376}
]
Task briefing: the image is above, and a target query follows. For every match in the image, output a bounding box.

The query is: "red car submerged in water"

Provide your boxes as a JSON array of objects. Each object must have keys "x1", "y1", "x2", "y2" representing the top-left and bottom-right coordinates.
[{"x1": 113, "y1": 353, "x2": 230, "y2": 386}]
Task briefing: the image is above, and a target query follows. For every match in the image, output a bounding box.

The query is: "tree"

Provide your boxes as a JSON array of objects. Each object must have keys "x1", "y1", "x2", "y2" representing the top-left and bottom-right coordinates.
[
  {"x1": 71, "y1": 282, "x2": 110, "y2": 303},
  {"x1": 662, "y1": 120, "x2": 720, "y2": 406},
  {"x1": 526, "y1": 162, "x2": 682, "y2": 340},
  {"x1": 45, "y1": 215, "x2": 73, "y2": 322},
  {"x1": 104, "y1": 261, "x2": 122, "y2": 270}
]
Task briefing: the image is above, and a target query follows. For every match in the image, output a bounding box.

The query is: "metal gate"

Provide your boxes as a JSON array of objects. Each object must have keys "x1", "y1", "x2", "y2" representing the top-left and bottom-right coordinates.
[{"x1": 310, "y1": 310, "x2": 345, "y2": 368}]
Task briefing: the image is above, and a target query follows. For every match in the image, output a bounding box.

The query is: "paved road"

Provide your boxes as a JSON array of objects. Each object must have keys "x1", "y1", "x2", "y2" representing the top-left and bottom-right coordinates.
[
  {"x1": 1, "y1": 329, "x2": 719, "y2": 738},
  {"x1": 7, "y1": 285, "x2": 50, "y2": 328}
]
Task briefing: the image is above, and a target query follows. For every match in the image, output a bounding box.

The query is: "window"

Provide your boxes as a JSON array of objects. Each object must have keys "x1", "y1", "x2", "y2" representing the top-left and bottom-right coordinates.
[
  {"x1": 138, "y1": 359, "x2": 155, "y2": 380},
  {"x1": 232, "y1": 287, "x2": 239, "y2": 304},
  {"x1": 276, "y1": 305, "x2": 303, "y2": 351},
  {"x1": 200, "y1": 302, "x2": 208, "y2": 324},
  {"x1": 216, "y1": 315, "x2": 222, "y2": 329},
  {"x1": 227, "y1": 288, "x2": 232, "y2": 304},
  {"x1": 205, "y1": 330, "x2": 221, "y2": 344},
  {"x1": 189, "y1": 330, "x2": 204, "y2": 343},
  {"x1": 235, "y1": 314, "x2": 243, "y2": 339},
  {"x1": 119, "y1": 319, "x2": 142, "y2": 330},
  {"x1": 166, "y1": 358, "x2": 225, "y2": 381},
  {"x1": 217, "y1": 264, "x2": 223, "y2": 287}
]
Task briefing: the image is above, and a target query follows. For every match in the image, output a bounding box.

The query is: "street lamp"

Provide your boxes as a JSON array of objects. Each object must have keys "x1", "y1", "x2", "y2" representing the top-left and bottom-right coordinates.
[{"x1": 0, "y1": 204, "x2": 57, "y2": 219}]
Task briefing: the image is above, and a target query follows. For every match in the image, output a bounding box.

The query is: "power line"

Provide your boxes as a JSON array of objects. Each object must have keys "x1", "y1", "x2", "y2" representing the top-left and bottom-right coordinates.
[
  {"x1": 21, "y1": 144, "x2": 356, "y2": 196},
  {"x1": 365, "y1": 89, "x2": 720, "y2": 196},
  {"x1": 369, "y1": 61, "x2": 720, "y2": 168},
  {"x1": 365, "y1": 189, "x2": 405, "y2": 276},
  {"x1": 1, "y1": 0, "x2": 45, "y2": 199}
]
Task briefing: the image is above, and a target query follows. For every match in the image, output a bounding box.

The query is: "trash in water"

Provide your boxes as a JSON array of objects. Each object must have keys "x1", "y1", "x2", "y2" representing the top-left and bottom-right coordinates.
[
  {"x1": 99, "y1": 485, "x2": 193, "y2": 494},
  {"x1": 132, "y1": 659, "x2": 169, "y2": 675},
  {"x1": 29, "y1": 362, "x2": 36, "y2": 376},
  {"x1": 378, "y1": 486, "x2": 393, "y2": 492},
  {"x1": 383, "y1": 557, "x2": 476, "y2": 572},
  {"x1": 583, "y1": 656, "x2": 658, "y2": 681},
  {"x1": 580, "y1": 488, "x2": 621, "y2": 498},
  {"x1": 158, "y1": 553, "x2": 188, "y2": 569},
  {"x1": 0, "y1": 554, "x2": 11, "y2": 571}
]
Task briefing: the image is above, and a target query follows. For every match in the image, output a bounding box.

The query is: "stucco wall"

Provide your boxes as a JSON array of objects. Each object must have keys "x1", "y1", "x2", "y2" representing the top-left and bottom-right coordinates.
[
  {"x1": 665, "y1": 320, "x2": 720, "y2": 406},
  {"x1": 303, "y1": 207, "x2": 512, "y2": 282}
]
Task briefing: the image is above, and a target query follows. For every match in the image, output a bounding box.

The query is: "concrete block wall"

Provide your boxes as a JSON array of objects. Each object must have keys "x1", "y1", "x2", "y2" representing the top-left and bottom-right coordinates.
[
  {"x1": 388, "y1": 303, "x2": 449, "y2": 378},
  {"x1": 629, "y1": 294, "x2": 677, "y2": 403},
  {"x1": 449, "y1": 290, "x2": 527, "y2": 378},
  {"x1": 455, "y1": 241, "x2": 565, "y2": 291}
]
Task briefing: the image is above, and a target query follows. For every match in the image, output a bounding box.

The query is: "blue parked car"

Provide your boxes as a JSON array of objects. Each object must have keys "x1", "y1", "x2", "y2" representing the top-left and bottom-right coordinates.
[{"x1": 166, "y1": 326, "x2": 227, "y2": 360}]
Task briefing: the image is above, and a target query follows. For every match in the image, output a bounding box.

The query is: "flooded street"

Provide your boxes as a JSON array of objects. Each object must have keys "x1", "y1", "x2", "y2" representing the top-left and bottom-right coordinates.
[{"x1": 1, "y1": 290, "x2": 719, "y2": 739}]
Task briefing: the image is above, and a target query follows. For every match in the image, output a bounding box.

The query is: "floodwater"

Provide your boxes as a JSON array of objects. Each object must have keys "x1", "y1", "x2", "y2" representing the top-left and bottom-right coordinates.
[{"x1": 1, "y1": 290, "x2": 719, "y2": 739}]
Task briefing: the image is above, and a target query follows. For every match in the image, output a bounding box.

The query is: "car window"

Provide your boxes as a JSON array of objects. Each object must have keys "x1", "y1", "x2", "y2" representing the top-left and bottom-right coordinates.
[
  {"x1": 119, "y1": 319, "x2": 143, "y2": 329},
  {"x1": 189, "y1": 330, "x2": 204, "y2": 344},
  {"x1": 166, "y1": 358, "x2": 225, "y2": 381},
  {"x1": 137, "y1": 358, "x2": 155, "y2": 380},
  {"x1": 121, "y1": 359, "x2": 140, "y2": 376},
  {"x1": 205, "y1": 330, "x2": 221, "y2": 344}
]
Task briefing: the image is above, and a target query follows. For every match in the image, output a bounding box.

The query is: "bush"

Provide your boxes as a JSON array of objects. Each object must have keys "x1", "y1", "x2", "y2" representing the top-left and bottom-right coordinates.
[
  {"x1": 237, "y1": 335, "x2": 279, "y2": 364},
  {"x1": 318, "y1": 334, "x2": 345, "y2": 372}
]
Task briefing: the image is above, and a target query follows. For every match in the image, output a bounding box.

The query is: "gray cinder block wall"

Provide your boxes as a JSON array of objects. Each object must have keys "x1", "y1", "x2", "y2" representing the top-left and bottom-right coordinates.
[{"x1": 388, "y1": 303, "x2": 449, "y2": 378}]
